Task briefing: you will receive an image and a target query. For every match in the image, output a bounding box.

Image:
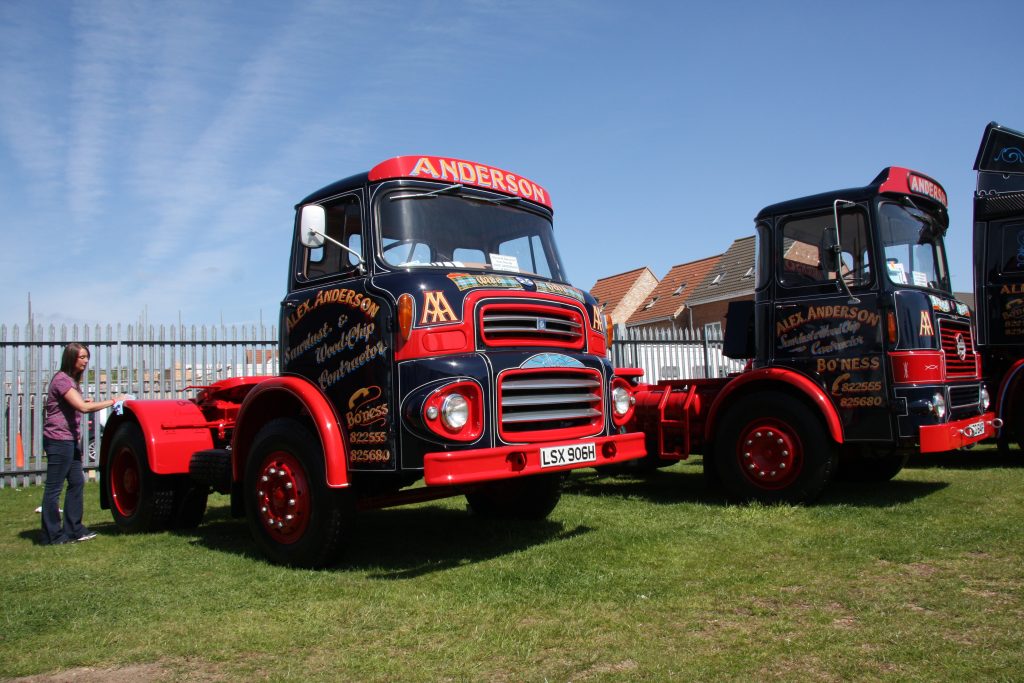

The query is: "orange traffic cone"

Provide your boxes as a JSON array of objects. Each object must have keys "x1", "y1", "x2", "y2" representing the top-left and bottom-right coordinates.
[{"x1": 16, "y1": 432, "x2": 25, "y2": 468}]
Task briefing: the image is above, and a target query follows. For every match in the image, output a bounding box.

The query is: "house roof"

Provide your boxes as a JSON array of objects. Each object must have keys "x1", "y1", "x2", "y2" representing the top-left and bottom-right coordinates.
[
  {"x1": 590, "y1": 266, "x2": 657, "y2": 313},
  {"x1": 626, "y1": 255, "x2": 721, "y2": 326},
  {"x1": 686, "y1": 236, "x2": 757, "y2": 306}
]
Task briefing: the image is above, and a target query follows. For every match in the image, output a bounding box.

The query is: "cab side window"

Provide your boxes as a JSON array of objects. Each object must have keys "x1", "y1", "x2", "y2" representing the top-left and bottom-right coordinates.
[
  {"x1": 778, "y1": 210, "x2": 870, "y2": 288},
  {"x1": 302, "y1": 195, "x2": 362, "y2": 281}
]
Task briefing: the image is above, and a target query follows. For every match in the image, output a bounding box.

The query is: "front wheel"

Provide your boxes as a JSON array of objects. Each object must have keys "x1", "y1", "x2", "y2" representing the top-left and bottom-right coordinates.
[
  {"x1": 713, "y1": 393, "x2": 837, "y2": 504},
  {"x1": 465, "y1": 473, "x2": 563, "y2": 519},
  {"x1": 245, "y1": 418, "x2": 353, "y2": 568},
  {"x1": 105, "y1": 423, "x2": 175, "y2": 532}
]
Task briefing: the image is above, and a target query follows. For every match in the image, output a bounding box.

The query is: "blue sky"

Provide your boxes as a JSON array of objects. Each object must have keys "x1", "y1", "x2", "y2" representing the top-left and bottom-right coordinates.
[{"x1": 2, "y1": 0, "x2": 1022, "y2": 328}]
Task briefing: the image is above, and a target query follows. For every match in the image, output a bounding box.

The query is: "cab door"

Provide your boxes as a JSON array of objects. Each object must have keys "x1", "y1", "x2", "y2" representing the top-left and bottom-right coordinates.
[{"x1": 769, "y1": 206, "x2": 892, "y2": 442}]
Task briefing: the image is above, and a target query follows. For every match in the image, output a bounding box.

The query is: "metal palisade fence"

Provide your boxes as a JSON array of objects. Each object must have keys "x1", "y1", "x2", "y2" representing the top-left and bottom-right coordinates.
[
  {"x1": 610, "y1": 325, "x2": 746, "y2": 384},
  {"x1": 1, "y1": 322, "x2": 278, "y2": 488}
]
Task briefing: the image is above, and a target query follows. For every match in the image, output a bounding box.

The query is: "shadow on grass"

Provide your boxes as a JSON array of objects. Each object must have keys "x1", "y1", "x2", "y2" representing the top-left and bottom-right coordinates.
[
  {"x1": 563, "y1": 459, "x2": 949, "y2": 508},
  {"x1": 904, "y1": 447, "x2": 1024, "y2": 470},
  {"x1": 183, "y1": 500, "x2": 590, "y2": 578}
]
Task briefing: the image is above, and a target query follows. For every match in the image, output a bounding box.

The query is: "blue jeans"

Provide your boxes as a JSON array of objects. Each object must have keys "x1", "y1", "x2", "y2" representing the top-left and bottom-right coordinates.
[{"x1": 40, "y1": 438, "x2": 90, "y2": 544}]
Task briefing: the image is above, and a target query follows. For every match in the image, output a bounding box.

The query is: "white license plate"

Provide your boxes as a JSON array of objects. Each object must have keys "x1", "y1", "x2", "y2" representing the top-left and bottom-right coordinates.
[
  {"x1": 964, "y1": 420, "x2": 985, "y2": 438},
  {"x1": 540, "y1": 442, "x2": 596, "y2": 468}
]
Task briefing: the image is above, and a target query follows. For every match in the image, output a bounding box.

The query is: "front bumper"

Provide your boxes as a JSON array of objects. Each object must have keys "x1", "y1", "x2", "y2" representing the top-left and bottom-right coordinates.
[
  {"x1": 423, "y1": 431, "x2": 646, "y2": 486},
  {"x1": 918, "y1": 412, "x2": 999, "y2": 452}
]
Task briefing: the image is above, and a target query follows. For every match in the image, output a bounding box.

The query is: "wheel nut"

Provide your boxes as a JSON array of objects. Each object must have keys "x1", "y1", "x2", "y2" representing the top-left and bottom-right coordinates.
[
  {"x1": 777, "y1": 438, "x2": 784, "y2": 445},
  {"x1": 288, "y1": 499, "x2": 295, "y2": 506},
  {"x1": 261, "y1": 475, "x2": 268, "y2": 482},
  {"x1": 748, "y1": 463, "x2": 756, "y2": 470},
  {"x1": 269, "y1": 468, "x2": 277, "y2": 475},
  {"x1": 285, "y1": 482, "x2": 293, "y2": 490},
  {"x1": 744, "y1": 452, "x2": 751, "y2": 459}
]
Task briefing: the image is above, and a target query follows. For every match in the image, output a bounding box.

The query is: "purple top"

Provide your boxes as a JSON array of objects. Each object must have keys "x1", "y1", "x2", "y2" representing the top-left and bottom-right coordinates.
[{"x1": 43, "y1": 371, "x2": 80, "y2": 441}]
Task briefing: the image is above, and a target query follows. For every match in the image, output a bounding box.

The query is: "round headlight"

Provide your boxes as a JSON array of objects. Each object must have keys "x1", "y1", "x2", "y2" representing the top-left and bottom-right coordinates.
[
  {"x1": 931, "y1": 391, "x2": 947, "y2": 420},
  {"x1": 980, "y1": 386, "x2": 991, "y2": 412},
  {"x1": 612, "y1": 385, "x2": 632, "y2": 416},
  {"x1": 441, "y1": 393, "x2": 469, "y2": 430}
]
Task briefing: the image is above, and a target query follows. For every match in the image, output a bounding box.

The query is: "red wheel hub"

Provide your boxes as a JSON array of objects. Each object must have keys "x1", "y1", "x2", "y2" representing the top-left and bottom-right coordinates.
[
  {"x1": 110, "y1": 447, "x2": 140, "y2": 517},
  {"x1": 735, "y1": 418, "x2": 803, "y2": 490},
  {"x1": 254, "y1": 451, "x2": 310, "y2": 544}
]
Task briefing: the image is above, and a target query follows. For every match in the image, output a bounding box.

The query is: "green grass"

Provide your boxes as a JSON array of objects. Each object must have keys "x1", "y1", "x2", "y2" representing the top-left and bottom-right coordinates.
[{"x1": 2, "y1": 447, "x2": 1023, "y2": 682}]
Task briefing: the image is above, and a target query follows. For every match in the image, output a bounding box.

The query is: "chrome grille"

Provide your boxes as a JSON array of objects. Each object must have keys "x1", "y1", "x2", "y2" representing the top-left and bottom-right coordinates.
[
  {"x1": 938, "y1": 320, "x2": 978, "y2": 379},
  {"x1": 480, "y1": 303, "x2": 585, "y2": 348},
  {"x1": 499, "y1": 368, "x2": 602, "y2": 440}
]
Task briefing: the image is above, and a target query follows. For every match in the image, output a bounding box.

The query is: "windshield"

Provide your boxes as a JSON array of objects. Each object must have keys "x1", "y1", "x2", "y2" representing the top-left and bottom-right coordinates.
[
  {"x1": 376, "y1": 187, "x2": 567, "y2": 281},
  {"x1": 877, "y1": 201, "x2": 950, "y2": 291}
]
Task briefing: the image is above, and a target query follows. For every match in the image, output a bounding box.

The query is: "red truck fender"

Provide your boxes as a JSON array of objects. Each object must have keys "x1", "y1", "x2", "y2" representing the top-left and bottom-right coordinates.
[
  {"x1": 100, "y1": 400, "x2": 214, "y2": 477},
  {"x1": 705, "y1": 367, "x2": 845, "y2": 445},
  {"x1": 233, "y1": 376, "x2": 350, "y2": 488}
]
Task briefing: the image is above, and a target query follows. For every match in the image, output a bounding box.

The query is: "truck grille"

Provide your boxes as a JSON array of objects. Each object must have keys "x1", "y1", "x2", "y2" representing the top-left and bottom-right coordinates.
[
  {"x1": 948, "y1": 385, "x2": 980, "y2": 409},
  {"x1": 938, "y1": 320, "x2": 979, "y2": 379},
  {"x1": 498, "y1": 368, "x2": 603, "y2": 441},
  {"x1": 479, "y1": 302, "x2": 585, "y2": 349}
]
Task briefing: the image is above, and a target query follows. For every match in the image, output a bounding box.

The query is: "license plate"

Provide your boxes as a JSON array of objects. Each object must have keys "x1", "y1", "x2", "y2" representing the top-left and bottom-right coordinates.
[
  {"x1": 963, "y1": 420, "x2": 985, "y2": 438},
  {"x1": 540, "y1": 442, "x2": 596, "y2": 468}
]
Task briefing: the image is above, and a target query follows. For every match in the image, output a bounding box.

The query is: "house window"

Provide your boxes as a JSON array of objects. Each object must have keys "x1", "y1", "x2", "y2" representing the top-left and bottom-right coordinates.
[
  {"x1": 673, "y1": 282, "x2": 687, "y2": 296},
  {"x1": 704, "y1": 321, "x2": 722, "y2": 340},
  {"x1": 710, "y1": 272, "x2": 725, "y2": 285},
  {"x1": 742, "y1": 266, "x2": 754, "y2": 279},
  {"x1": 643, "y1": 296, "x2": 659, "y2": 309}
]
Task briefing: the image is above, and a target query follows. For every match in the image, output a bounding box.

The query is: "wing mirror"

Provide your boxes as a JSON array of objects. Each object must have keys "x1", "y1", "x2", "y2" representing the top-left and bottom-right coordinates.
[
  {"x1": 300, "y1": 205, "x2": 327, "y2": 248},
  {"x1": 298, "y1": 204, "x2": 366, "y2": 271}
]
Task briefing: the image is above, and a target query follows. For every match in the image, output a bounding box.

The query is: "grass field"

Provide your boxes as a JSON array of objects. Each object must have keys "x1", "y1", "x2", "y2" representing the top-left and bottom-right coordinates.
[{"x1": 1, "y1": 448, "x2": 1022, "y2": 682}]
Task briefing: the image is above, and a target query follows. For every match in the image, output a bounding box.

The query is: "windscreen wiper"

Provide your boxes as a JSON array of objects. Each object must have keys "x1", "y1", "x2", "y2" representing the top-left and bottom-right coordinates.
[{"x1": 389, "y1": 183, "x2": 462, "y2": 200}]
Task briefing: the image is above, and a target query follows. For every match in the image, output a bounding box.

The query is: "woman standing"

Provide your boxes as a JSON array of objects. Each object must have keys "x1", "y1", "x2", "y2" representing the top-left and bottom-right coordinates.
[{"x1": 40, "y1": 343, "x2": 128, "y2": 545}]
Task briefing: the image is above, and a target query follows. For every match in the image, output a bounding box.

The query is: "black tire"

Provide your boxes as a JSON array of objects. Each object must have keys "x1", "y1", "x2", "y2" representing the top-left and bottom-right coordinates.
[
  {"x1": 105, "y1": 422, "x2": 176, "y2": 532},
  {"x1": 245, "y1": 418, "x2": 353, "y2": 568},
  {"x1": 189, "y1": 449, "x2": 233, "y2": 494},
  {"x1": 172, "y1": 480, "x2": 209, "y2": 529},
  {"x1": 837, "y1": 448, "x2": 909, "y2": 483},
  {"x1": 713, "y1": 392, "x2": 837, "y2": 504},
  {"x1": 465, "y1": 473, "x2": 563, "y2": 519}
]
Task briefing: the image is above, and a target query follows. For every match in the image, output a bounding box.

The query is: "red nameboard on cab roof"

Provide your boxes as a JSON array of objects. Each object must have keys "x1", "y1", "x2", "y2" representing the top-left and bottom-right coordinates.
[{"x1": 369, "y1": 155, "x2": 552, "y2": 209}]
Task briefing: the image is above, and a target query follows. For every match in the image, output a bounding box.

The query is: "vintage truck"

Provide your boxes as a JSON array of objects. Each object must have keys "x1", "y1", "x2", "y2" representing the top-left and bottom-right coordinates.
[
  {"x1": 972, "y1": 122, "x2": 1024, "y2": 452},
  {"x1": 99, "y1": 156, "x2": 646, "y2": 567},
  {"x1": 627, "y1": 166, "x2": 1000, "y2": 502}
]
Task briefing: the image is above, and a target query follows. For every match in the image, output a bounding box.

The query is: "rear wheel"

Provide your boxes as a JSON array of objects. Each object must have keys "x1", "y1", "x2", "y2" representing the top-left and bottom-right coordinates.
[
  {"x1": 245, "y1": 418, "x2": 353, "y2": 568},
  {"x1": 105, "y1": 423, "x2": 175, "y2": 532},
  {"x1": 713, "y1": 392, "x2": 837, "y2": 504},
  {"x1": 465, "y1": 473, "x2": 563, "y2": 519},
  {"x1": 172, "y1": 481, "x2": 209, "y2": 529}
]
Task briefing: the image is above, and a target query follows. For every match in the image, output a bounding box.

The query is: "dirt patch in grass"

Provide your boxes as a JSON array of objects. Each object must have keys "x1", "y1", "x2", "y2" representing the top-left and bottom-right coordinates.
[{"x1": 10, "y1": 660, "x2": 227, "y2": 682}]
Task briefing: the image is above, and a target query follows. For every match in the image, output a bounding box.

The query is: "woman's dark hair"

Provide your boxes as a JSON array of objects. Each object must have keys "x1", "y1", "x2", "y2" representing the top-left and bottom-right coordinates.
[{"x1": 59, "y1": 342, "x2": 89, "y2": 382}]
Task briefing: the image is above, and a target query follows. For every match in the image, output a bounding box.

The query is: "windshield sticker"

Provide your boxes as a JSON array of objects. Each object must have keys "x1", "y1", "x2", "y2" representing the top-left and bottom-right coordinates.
[
  {"x1": 489, "y1": 253, "x2": 520, "y2": 272},
  {"x1": 886, "y1": 261, "x2": 907, "y2": 284},
  {"x1": 521, "y1": 353, "x2": 585, "y2": 369},
  {"x1": 912, "y1": 271, "x2": 928, "y2": 287}
]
